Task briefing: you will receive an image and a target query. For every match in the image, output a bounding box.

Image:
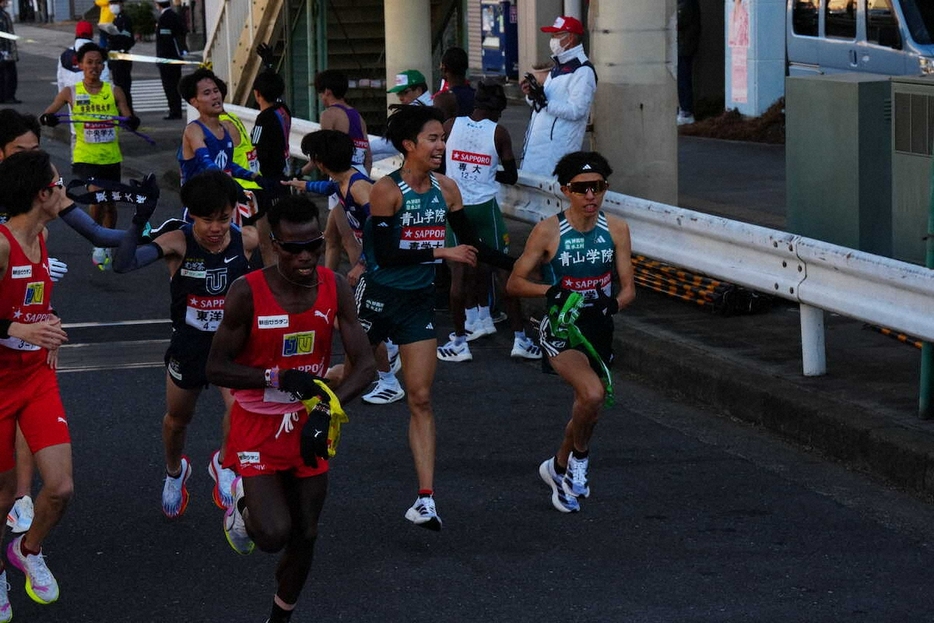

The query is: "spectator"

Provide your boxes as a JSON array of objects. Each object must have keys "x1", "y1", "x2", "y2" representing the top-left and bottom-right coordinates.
[
  {"x1": 433, "y1": 47, "x2": 474, "y2": 121},
  {"x1": 314, "y1": 69, "x2": 370, "y2": 174},
  {"x1": 387, "y1": 69, "x2": 432, "y2": 106},
  {"x1": 104, "y1": 0, "x2": 135, "y2": 113},
  {"x1": 678, "y1": 0, "x2": 701, "y2": 125},
  {"x1": 155, "y1": 0, "x2": 187, "y2": 120},
  {"x1": 0, "y1": 0, "x2": 18, "y2": 104},
  {"x1": 519, "y1": 15, "x2": 597, "y2": 178}
]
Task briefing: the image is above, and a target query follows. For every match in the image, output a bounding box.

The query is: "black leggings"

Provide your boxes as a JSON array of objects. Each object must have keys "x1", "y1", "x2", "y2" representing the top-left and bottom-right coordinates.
[{"x1": 243, "y1": 471, "x2": 328, "y2": 605}]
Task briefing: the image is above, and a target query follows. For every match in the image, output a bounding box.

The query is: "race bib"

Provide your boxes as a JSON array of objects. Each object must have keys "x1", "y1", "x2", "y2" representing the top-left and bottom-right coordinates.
[
  {"x1": 0, "y1": 336, "x2": 41, "y2": 352},
  {"x1": 83, "y1": 121, "x2": 116, "y2": 144},
  {"x1": 184, "y1": 295, "x2": 226, "y2": 331}
]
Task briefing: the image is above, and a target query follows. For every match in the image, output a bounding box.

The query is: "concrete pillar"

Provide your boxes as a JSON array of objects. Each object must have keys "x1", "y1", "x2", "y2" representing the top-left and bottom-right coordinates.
[
  {"x1": 384, "y1": 0, "x2": 432, "y2": 111},
  {"x1": 590, "y1": 0, "x2": 678, "y2": 205},
  {"x1": 725, "y1": 0, "x2": 784, "y2": 116},
  {"x1": 563, "y1": 0, "x2": 581, "y2": 20},
  {"x1": 517, "y1": 0, "x2": 563, "y2": 83}
]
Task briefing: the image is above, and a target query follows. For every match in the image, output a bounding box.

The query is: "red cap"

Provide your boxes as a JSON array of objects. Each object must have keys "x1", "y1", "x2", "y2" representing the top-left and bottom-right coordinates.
[
  {"x1": 541, "y1": 16, "x2": 584, "y2": 35},
  {"x1": 75, "y1": 21, "x2": 94, "y2": 39}
]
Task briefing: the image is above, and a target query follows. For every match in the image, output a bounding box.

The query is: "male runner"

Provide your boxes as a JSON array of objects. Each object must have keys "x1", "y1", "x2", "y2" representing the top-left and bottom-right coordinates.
[
  {"x1": 358, "y1": 105, "x2": 513, "y2": 529},
  {"x1": 113, "y1": 170, "x2": 259, "y2": 516},
  {"x1": 0, "y1": 150, "x2": 74, "y2": 616},
  {"x1": 206, "y1": 195, "x2": 375, "y2": 623},
  {"x1": 40, "y1": 42, "x2": 138, "y2": 270},
  {"x1": 506, "y1": 151, "x2": 635, "y2": 513}
]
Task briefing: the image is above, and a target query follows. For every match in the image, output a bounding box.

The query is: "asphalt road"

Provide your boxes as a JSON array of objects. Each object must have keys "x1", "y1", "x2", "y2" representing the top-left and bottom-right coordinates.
[{"x1": 4, "y1": 25, "x2": 934, "y2": 623}]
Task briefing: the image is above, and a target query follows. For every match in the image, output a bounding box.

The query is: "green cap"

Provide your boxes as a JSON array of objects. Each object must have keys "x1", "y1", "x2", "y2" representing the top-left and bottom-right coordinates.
[{"x1": 387, "y1": 70, "x2": 427, "y2": 93}]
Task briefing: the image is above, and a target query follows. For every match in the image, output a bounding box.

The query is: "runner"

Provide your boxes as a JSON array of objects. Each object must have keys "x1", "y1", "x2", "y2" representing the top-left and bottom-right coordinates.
[
  {"x1": 357, "y1": 105, "x2": 513, "y2": 530},
  {"x1": 205, "y1": 195, "x2": 375, "y2": 623},
  {"x1": 506, "y1": 151, "x2": 635, "y2": 513},
  {"x1": 113, "y1": 170, "x2": 259, "y2": 517},
  {"x1": 0, "y1": 150, "x2": 74, "y2": 617},
  {"x1": 39, "y1": 42, "x2": 138, "y2": 271}
]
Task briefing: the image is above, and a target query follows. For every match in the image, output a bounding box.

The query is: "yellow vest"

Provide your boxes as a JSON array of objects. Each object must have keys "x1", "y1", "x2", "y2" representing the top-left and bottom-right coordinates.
[
  {"x1": 72, "y1": 81, "x2": 122, "y2": 165},
  {"x1": 220, "y1": 112, "x2": 261, "y2": 190}
]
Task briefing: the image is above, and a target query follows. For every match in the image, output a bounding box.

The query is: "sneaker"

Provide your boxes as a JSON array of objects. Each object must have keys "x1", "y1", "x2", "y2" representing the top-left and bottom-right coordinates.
[
  {"x1": 465, "y1": 317, "x2": 496, "y2": 342},
  {"x1": 91, "y1": 247, "x2": 112, "y2": 271},
  {"x1": 677, "y1": 111, "x2": 696, "y2": 126},
  {"x1": 223, "y1": 477, "x2": 254, "y2": 555},
  {"x1": 0, "y1": 570, "x2": 10, "y2": 623},
  {"x1": 362, "y1": 379, "x2": 406, "y2": 405},
  {"x1": 6, "y1": 495, "x2": 34, "y2": 533},
  {"x1": 437, "y1": 335, "x2": 472, "y2": 362},
  {"x1": 161, "y1": 456, "x2": 192, "y2": 518},
  {"x1": 563, "y1": 454, "x2": 591, "y2": 498},
  {"x1": 511, "y1": 336, "x2": 543, "y2": 360},
  {"x1": 491, "y1": 310, "x2": 508, "y2": 324},
  {"x1": 404, "y1": 496, "x2": 442, "y2": 531},
  {"x1": 538, "y1": 458, "x2": 580, "y2": 513},
  {"x1": 6, "y1": 535, "x2": 59, "y2": 604},
  {"x1": 208, "y1": 450, "x2": 236, "y2": 510}
]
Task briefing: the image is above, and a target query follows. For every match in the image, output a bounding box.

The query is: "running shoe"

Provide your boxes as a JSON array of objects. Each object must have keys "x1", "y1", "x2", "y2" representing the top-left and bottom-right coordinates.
[
  {"x1": 386, "y1": 340, "x2": 401, "y2": 374},
  {"x1": 511, "y1": 336, "x2": 543, "y2": 360},
  {"x1": 6, "y1": 535, "x2": 59, "y2": 604},
  {"x1": 539, "y1": 458, "x2": 580, "y2": 513},
  {"x1": 362, "y1": 379, "x2": 405, "y2": 405},
  {"x1": 465, "y1": 317, "x2": 495, "y2": 341},
  {"x1": 223, "y1": 477, "x2": 254, "y2": 555},
  {"x1": 161, "y1": 456, "x2": 192, "y2": 519},
  {"x1": 208, "y1": 450, "x2": 236, "y2": 510},
  {"x1": 404, "y1": 496, "x2": 442, "y2": 531},
  {"x1": 91, "y1": 247, "x2": 112, "y2": 271},
  {"x1": 563, "y1": 454, "x2": 591, "y2": 499},
  {"x1": 6, "y1": 495, "x2": 34, "y2": 534},
  {"x1": 491, "y1": 310, "x2": 508, "y2": 324},
  {"x1": 437, "y1": 335, "x2": 472, "y2": 362},
  {"x1": 0, "y1": 570, "x2": 10, "y2": 623}
]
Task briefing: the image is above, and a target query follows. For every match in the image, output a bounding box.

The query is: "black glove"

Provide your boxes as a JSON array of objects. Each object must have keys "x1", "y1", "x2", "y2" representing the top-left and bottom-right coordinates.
[
  {"x1": 257, "y1": 42, "x2": 274, "y2": 68},
  {"x1": 279, "y1": 369, "x2": 330, "y2": 402},
  {"x1": 124, "y1": 115, "x2": 141, "y2": 132},
  {"x1": 592, "y1": 289, "x2": 620, "y2": 317},
  {"x1": 546, "y1": 285, "x2": 574, "y2": 309},
  {"x1": 39, "y1": 113, "x2": 59, "y2": 127},
  {"x1": 300, "y1": 406, "x2": 331, "y2": 467},
  {"x1": 132, "y1": 197, "x2": 157, "y2": 226}
]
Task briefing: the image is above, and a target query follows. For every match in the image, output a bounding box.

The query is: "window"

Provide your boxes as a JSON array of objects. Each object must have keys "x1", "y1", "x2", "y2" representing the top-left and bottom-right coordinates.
[
  {"x1": 826, "y1": 0, "x2": 857, "y2": 39},
  {"x1": 792, "y1": 0, "x2": 819, "y2": 36},
  {"x1": 867, "y1": 0, "x2": 902, "y2": 49},
  {"x1": 899, "y1": 0, "x2": 934, "y2": 45}
]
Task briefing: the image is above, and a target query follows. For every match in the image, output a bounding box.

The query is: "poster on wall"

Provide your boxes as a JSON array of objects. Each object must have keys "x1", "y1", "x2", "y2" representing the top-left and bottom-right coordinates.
[{"x1": 729, "y1": 0, "x2": 750, "y2": 104}]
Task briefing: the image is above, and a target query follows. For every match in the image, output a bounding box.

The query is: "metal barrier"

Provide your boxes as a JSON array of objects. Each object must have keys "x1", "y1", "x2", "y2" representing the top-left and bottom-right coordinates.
[{"x1": 222, "y1": 104, "x2": 934, "y2": 377}]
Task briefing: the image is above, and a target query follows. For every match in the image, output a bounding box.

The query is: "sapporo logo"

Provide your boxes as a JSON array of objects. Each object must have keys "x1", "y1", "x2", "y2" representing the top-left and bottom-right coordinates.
[{"x1": 282, "y1": 331, "x2": 315, "y2": 357}]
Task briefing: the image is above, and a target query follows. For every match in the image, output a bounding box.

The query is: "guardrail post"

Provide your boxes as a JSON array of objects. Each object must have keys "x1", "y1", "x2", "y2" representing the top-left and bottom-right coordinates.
[{"x1": 800, "y1": 303, "x2": 826, "y2": 376}]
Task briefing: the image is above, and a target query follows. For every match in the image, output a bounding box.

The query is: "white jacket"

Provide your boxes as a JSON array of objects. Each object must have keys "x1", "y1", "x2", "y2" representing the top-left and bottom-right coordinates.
[
  {"x1": 520, "y1": 44, "x2": 596, "y2": 178},
  {"x1": 57, "y1": 38, "x2": 112, "y2": 94}
]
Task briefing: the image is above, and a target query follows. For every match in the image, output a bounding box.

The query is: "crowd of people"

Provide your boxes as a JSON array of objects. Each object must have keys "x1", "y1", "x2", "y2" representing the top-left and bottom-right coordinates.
[{"x1": 0, "y1": 12, "x2": 635, "y2": 623}]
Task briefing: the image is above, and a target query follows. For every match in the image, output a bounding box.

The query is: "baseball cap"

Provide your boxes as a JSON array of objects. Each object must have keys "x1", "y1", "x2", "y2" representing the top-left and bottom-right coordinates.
[
  {"x1": 541, "y1": 16, "x2": 584, "y2": 35},
  {"x1": 75, "y1": 21, "x2": 94, "y2": 39},
  {"x1": 387, "y1": 69, "x2": 427, "y2": 94}
]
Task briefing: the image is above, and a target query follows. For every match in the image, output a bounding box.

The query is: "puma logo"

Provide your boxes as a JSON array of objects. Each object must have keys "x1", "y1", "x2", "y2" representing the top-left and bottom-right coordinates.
[{"x1": 314, "y1": 309, "x2": 331, "y2": 323}]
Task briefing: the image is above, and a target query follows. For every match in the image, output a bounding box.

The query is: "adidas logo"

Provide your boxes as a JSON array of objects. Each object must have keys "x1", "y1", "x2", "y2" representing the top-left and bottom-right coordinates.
[
  {"x1": 431, "y1": 197, "x2": 440, "y2": 204},
  {"x1": 426, "y1": 323, "x2": 434, "y2": 329},
  {"x1": 377, "y1": 221, "x2": 389, "y2": 227},
  {"x1": 596, "y1": 235, "x2": 606, "y2": 243},
  {"x1": 582, "y1": 164, "x2": 592, "y2": 170}
]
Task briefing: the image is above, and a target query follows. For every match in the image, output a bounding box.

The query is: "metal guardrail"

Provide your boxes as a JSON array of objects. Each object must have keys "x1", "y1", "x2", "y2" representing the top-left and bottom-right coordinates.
[{"x1": 222, "y1": 104, "x2": 934, "y2": 377}]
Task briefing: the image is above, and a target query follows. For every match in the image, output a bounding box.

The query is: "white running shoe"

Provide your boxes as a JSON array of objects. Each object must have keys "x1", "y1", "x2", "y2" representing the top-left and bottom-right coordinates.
[
  {"x1": 208, "y1": 450, "x2": 236, "y2": 510},
  {"x1": 404, "y1": 496, "x2": 442, "y2": 531},
  {"x1": 677, "y1": 111, "x2": 696, "y2": 126},
  {"x1": 6, "y1": 495, "x2": 34, "y2": 534},
  {"x1": 223, "y1": 477, "x2": 255, "y2": 555},
  {"x1": 362, "y1": 379, "x2": 406, "y2": 405},
  {"x1": 539, "y1": 458, "x2": 580, "y2": 513},
  {"x1": 91, "y1": 247, "x2": 112, "y2": 271},
  {"x1": 511, "y1": 336, "x2": 543, "y2": 360},
  {"x1": 0, "y1": 570, "x2": 10, "y2": 623},
  {"x1": 464, "y1": 317, "x2": 495, "y2": 341},
  {"x1": 562, "y1": 454, "x2": 591, "y2": 498},
  {"x1": 6, "y1": 535, "x2": 59, "y2": 604},
  {"x1": 437, "y1": 335, "x2": 472, "y2": 362},
  {"x1": 161, "y1": 456, "x2": 192, "y2": 518}
]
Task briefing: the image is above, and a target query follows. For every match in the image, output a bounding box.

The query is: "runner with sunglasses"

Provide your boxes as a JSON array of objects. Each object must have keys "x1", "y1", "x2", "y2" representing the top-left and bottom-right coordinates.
[
  {"x1": 113, "y1": 170, "x2": 259, "y2": 518},
  {"x1": 506, "y1": 151, "x2": 635, "y2": 513},
  {"x1": 205, "y1": 195, "x2": 375, "y2": 623}
]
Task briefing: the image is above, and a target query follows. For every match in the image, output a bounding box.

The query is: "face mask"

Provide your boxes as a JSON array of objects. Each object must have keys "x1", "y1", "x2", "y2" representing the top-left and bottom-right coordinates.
[
  {"x1": 549, "y1": 37, "x2": 566, "y2": 56},
  {"x1": 110, "y1": 3, "x2": 121, "y2": 14}
]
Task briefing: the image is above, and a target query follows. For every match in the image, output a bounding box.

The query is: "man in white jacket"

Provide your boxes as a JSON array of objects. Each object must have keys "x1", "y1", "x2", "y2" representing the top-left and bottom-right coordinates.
[{"x1": 520, "y1": 16, "x2": 597, "y2": 178}]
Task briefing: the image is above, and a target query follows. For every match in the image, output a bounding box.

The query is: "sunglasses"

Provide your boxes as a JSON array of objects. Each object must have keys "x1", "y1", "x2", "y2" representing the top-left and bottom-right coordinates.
[
  {"x1": 270, "y1": 234, "x2": 325, "y2": 255},
  {"x1": 566, "y1": 180, "x2": 608, "y2": 195},
  {"x1": 47, "y1": 176, "x2": 65, "y2": 190}
]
